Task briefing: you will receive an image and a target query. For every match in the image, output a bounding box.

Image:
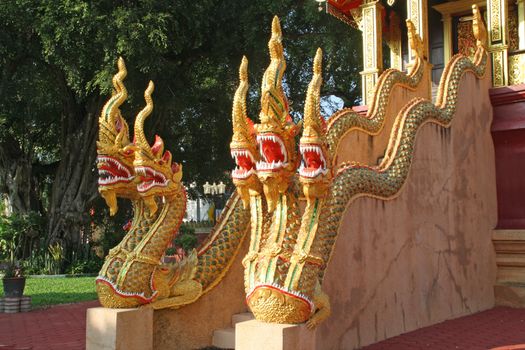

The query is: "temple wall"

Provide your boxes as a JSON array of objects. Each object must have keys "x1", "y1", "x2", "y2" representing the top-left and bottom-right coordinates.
[
  {"x1": 314, "y1": 68, "x2": 497, "y2": 349},
  {"x1": 334, "y1": 64, "x2": 432, "y2": 167},
  {"x1": 152, "y1": 237, "x2": 249, "y2": 349}
]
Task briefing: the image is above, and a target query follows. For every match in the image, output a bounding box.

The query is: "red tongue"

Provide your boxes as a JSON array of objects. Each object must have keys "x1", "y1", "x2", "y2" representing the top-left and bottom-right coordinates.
[
  {"x1": 262, "y1": 140, "x2": 284, "y2": 163},
  {"x1": 237, "y1": 155, "x2": 254, "y2": 170},
  {"x1": 304, "y1": 151, "x2": 322, "y2": 170}
]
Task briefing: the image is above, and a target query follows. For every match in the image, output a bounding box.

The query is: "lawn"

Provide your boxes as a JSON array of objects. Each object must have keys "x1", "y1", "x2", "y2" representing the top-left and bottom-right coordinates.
[{"x1": 16, "y1": 276, "x2": 97, "y2": 308}]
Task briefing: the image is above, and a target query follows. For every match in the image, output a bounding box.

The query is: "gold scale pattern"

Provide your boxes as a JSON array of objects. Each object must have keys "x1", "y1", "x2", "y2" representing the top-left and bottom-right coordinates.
[
  {"x1": 312, "y1": 22, "x2": 488, "y2": 291},
  {"x1": 325, "y1": 20, "x2": 427, "y2": 162},
  {"x1": 238, "y1": 6, "x2": 487, "y2": 325},
  {"x1": 96, "y1": 60, "x2": 251, "y2": 309}
]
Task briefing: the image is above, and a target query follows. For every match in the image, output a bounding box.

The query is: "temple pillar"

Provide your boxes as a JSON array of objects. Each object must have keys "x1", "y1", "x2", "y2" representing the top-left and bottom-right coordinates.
[
  {"x1": 360, "y1": 0, "x2": 383, "y2": 105},
  {"x1": 407, "y1": 0, "x2": 429, "y2": 61},
  {"x1": 442, "y1": 13, "x2": 453, "y2": 63},
  {"x1": 488, "y1": 0, "x2": 509, "y2": 86},
  {"x1": 387, "y1": 11, "x2": 403, "y2": 70},
  {"x1": 518, "y1": 0, "x2": 525, "y2": 49}
]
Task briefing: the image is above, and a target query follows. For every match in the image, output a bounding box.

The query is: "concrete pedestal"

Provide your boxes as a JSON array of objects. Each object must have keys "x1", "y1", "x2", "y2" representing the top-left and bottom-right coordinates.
[
  {"x1": 86, "y1": 307, "x2": 153, "y2": 350},
  {"x1": 235, "y1": 320, "x2": 315, "y2": 350}
]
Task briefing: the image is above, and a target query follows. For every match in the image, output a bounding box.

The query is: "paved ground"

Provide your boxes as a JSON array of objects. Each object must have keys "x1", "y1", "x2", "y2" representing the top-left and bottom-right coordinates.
[
  {"x1": 361, "y1": 307, "x2": 525, "y2": 350},
  {"x1": 0, "y1": 300, "x2": 99, "y2": 350},
  {"x1": 0, "y1": 303, "x2": 523, "y2": 349}
]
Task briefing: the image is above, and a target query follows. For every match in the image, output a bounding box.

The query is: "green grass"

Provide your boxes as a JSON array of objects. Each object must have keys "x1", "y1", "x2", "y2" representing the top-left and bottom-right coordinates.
[{"x1": 6, "y1": 277, "x2": 98, "y2": 308}]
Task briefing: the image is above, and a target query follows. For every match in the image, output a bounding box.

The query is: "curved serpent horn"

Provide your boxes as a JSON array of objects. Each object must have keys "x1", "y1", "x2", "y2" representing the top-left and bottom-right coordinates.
[{"x1": 133, "y1": 81, "x2": 155, "y2": 158}]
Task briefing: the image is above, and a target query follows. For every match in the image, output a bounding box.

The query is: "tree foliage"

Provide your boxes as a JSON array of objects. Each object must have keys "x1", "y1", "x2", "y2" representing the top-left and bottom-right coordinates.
[{"x1": 0, "y1": 0, "x2": 361, "y2": 255}]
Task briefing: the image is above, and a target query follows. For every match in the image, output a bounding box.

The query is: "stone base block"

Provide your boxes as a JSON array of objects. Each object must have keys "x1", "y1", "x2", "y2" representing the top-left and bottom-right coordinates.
[
  {"x1": 86, "y1": 307, "x2": 153, "y2": 350},
  {"x1": 495, "y1": 283, "x2": 525, "y2": 307},
  {"x1": 235, "y1": 320, "x2": 315, "y2": 350}
]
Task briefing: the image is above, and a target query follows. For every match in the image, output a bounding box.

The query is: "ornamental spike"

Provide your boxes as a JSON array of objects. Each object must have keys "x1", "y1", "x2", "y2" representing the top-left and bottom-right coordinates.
[
  {"x1": 269, "y1": 16, "x2": 284, "y2": 62},
  {"x1": 260, "y1": 16, "x2": 288, "y2": 125},
  {"x1": 232, "y1": 56, "x2": 251, "y2": 137},
  {"x1": 133, "y1": 81, "x2": 155, "y2": 158},
  {"x1": 99, "y1": 57, "x2": 128, "y2": 144},
  {"x1": 472, "y1": 5, "x2": 487, "y2": 49},
  {"x1": 303, "y1": 48, "x2": 323, "y2": 133}
]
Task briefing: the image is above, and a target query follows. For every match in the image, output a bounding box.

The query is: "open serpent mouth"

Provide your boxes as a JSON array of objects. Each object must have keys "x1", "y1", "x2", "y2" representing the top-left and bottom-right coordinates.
[
  {"x1": 97, "y1": 156, "x2": 133, "y2": 185},
  {"x1": 231, "y1": 149, "x2": 256, "y2": 179},
  {"x1": 299, "y1": 144, "x2": 327, "y2": 178},
  {"x1": 135, "y1": 166, "x2": 168, "y2": 192},
  {"x1": 256, "y1": 133, "x2": 288, "y2": 172}
]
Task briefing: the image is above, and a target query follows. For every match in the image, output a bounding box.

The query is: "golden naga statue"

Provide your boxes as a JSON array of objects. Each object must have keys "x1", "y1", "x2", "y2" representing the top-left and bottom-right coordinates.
[
  {"x1": 96, "y1": 59, "x2": 251, "y2": 309},
  {"x1": 232, "y1": 8, "x2": 488, "y2": 327},
  {"x1": 231, "y1": 17, "x2": 329, "y2": 327},
  {"x1": 406, "y1": 19, "x2": 425, "y2": 61}
]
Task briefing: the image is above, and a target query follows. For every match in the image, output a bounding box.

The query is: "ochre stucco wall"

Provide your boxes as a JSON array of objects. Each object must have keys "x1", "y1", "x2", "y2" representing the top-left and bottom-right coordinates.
[
  {"x1": 313, "y1": 68, "x2": 497, "y2": 349},
  {"x1": 334, "y1": 64, "x2": 431, "y2": 167},
  {"x1": 152, "y1": 237, "x2": 249, "y2": 349}
]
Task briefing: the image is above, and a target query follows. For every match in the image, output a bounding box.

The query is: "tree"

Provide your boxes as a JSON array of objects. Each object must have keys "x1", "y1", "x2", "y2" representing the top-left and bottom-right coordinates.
[{"x1": 0, "y1": 0, "x2": 361, "y2": 257}]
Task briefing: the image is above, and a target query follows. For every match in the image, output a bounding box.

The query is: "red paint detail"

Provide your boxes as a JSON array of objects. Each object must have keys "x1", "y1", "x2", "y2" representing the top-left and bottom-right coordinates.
[
  {"x1": 232, "y1": 149, "x2": 255, "y2": 171},
  {"x1": 151, "y1": 135, "x2": 164, "y2": 155},
  {"x1": 328, "y1": 0, "x2": 362, "y2": 13},
  {"x1": 171, "y1": 161, "x2": 180, "y2": 174},
  {"x1": 261, "y1": 136, "x2": 285, "y2": 163},
  {"x1": 162, "y1": 150, "x2": 171, "y2": 163},
  {"x1": 98, "y1": 164, "x2": 130, "y2": 179},
  {"x1": 122, "y1": 220, "x2": 132, "y2": 231},
  {"x1": 490, "y1": 85, "x2": 525, "y2": 229},
  {"x1": 115, "y1": 117, "x2": 123, "y2": 132},
  {"x1": 95, "y1": 279, "x2": 153, "y2": 303},
  {"x1": 246, "y1": 117, "x2": 256, "y2": 136},
  {"x1": 302, "y1": 147, "x2": 324, "y2": 171}
]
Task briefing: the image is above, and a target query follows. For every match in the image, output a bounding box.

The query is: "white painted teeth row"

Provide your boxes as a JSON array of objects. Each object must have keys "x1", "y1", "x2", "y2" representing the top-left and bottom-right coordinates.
[
  {"x1": 137, "y1": 181, "x2": 166, "y2": 191},
  {"x1": 134, "y1": 166, "x2": 168, "y2": 192},
  {"x1": 232, "y1": 168, "x2": 255, "y2": 179},
  {"x1": 98, "y1": 177, "x2": 131, "y2": 185},
  {"x1": 97, "y1": 170, "x2": 133, "y2": 184},
  {"x1": 134, "y1": 166, "x2": 167, "y2": 182},
  {"x1": 299, "y1": 145, "x2": 321, "y2": 154},
  {"x1": 256, "y1": 161, "x2": 286, "y2": 170},
  {"x1": 299, "y1": 145, "x2": 327, "y2": 167},
  {"x1": 299, "y1": 167, "x2": 328, "y2": 178},
  {"x1": 97, "y1": 156, "x2": 131, "y2": 176},
  {"x1": 230, "y1": 149, "x2": 254, "y2": 161},
  {"x1": 256, "y1": 134, "x2": 278, "y2": 142}
]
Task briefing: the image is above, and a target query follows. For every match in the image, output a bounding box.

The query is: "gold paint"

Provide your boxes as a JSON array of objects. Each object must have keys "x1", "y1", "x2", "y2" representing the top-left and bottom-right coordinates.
[
  {"x1": 326, "y1": 19, "x2": 428, "y2": 166},
  {"x1": 407, "y1": 0, "x2": 429, "y2": 60},
  {"x1": 97, "y1": 60, "x2": 251, "y2": 310},
  {"x1": 234, "y1": 9, "x2": 488, "y2": 328},
  {"x1": 359, "y1": 0, "x2": 383, "y2": 105},
  {"x1": 230, "y1": 56, "x2": 261, "y2": 208},
  {"x1": 488, "y1": 0, "x2": 509, "y2": 86},
  {"x1": 247, "y1": 286, "x2": 311, "y2": 324}
]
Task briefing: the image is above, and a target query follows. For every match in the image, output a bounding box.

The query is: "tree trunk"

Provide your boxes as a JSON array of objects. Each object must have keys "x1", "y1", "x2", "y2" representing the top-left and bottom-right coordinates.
[
  {"x1": 46, "y1": 84, "x2": 102, "y2": 255},
  {"x1": 0, "y1": 137, "x2": 39, "y2": 215}
]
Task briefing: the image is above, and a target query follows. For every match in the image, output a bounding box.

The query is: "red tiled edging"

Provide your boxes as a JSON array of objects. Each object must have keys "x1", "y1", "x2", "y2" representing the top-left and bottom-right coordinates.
[{"x1": 0, "y1": 300, "x2": 99, "y2": 350}]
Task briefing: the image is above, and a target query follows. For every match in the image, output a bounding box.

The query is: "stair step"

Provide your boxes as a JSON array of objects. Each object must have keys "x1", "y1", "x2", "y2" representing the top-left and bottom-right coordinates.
[
  {"x1": 212, "y1": 327, "x2": 235, "y2": 349},
  {"x1": 232, "y1": 312, "x2": 254, "y2": 325}
]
